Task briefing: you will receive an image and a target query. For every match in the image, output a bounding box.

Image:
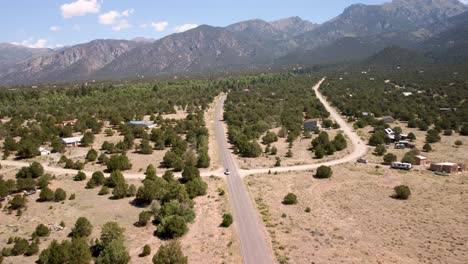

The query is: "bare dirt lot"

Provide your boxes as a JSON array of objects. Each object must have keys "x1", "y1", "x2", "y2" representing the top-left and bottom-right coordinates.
[
  {"x1": 245, "y1": 164, "x2": 468, "y2": 264},
  {"x1": 0, "y1": 169, "x2": 241, "y2": 264},
  {"x1": 237, "y1": 128, "x2": 353, "y2": 170}
]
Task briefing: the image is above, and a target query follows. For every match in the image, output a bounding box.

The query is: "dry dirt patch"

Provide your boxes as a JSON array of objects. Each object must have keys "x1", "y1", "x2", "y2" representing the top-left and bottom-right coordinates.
[
  {"x1": 0, "y1": 171, "x2": 240, "y2": 264},
  {"x1": 237, "y1": 128, "x2": 352, "y2": 170},
  {"x1": 245, "y1": 164, "x2": 468, "y2": 264}
]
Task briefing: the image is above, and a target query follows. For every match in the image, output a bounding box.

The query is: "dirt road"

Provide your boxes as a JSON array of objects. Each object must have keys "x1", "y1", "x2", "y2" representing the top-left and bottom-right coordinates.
[
  {"x1": 240, "y1": 78, "x2": 368, "y2": 176},
  {"x1": 214, "y1": 94, "x2": 274, "y2": 264}
]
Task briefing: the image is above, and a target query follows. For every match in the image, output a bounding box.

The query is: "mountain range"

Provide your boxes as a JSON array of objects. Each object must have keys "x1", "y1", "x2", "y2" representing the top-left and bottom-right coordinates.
[{"x1": 0, "y1": 0, "x2": 467, "y2": 85}]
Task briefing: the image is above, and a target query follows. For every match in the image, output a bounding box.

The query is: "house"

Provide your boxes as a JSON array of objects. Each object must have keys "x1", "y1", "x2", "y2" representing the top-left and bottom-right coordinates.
[
  {"x1": 429, "y1": 162, "x2": 459, "y2": 174},
  {"x1": 303, "y1": 119, "x2": 320, "y2": 130},
  {"x1": 128, "y1": 121, "x2": 156, "y2": 129},
  {"x1": 414, "y1": 155, "x2": 428, "y2": 166},
  {"x1": 380, "y1": 116, "x2": 395, "y2": 124},
  {"x1": 61, "y1": 136, "x2": 83, "y2": 147},
  {"x1": 38, "y1": 147, "x2": 51, "y2": 156},
  {"x1": 384, "y1": 128, "x2": 395, "y2": 140}
]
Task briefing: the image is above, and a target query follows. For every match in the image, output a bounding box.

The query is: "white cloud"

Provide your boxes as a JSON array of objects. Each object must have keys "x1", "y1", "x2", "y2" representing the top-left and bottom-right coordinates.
[
  {"x1": 460, "y1": 0, "x2": 468, "y2": 4},
  {"x1": 72, "y1": 24, "x2": 81, "y2": 31},
  {"x1": 174, "y1": 23, "x2": 198, "y2": 33},
  {"x1": 12, "y1": 39, "x2": 50, "y2": 49},
  {"x1": 49, "y1": 26, "x2": 61, "y2": 32},
  {"x1": 149, "y1": 21, "x2": 169, "y2": 32},
  {"x1": 61, "y1": 0, "x2": 101, "y2": 19},
  {"x1": 98, "y1": 9, "x2": 134, "y2": 31}
]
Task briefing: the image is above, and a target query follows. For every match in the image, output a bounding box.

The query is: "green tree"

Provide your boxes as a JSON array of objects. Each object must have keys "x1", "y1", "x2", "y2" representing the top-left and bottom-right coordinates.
[
  {"x1": 181, "y1": 166, "x2": 200, "y2": 182},
  {"x1": 96, "y1": 239, "x2": 130, "y2": 264},
  {"x1": 314, "y1": 166, "x2": 332, "y2": 179},
  {"x1": 106, "y1": 170, "x2": 126, "y2": 188},
  {"x1": 140, "y1": 244, "x2": 151, "y2": 257},
  {"x1": 262, "y1": 131, "x2": 278, "y2": 145},
  {"x1": 138, "y1": 211, "x2": 153, "y2": 227},
  {"x1": 423, "y1": 143, "x2": 432, "y2": 152},
  {"x1": 220, "y1": 213, "x2": 233, "y2": 227},
  {"x1": 39, "y1": 187, "x2": 55, "y2": 202},
  {"x1": 99, "y1": 186, "x2": 110, "y2": 196},
  {"x1": 100, "y1": 222, "x2": 125, "y2": 248},
  {"x1": 107, "y1": 155, "x2": 132, "y2": 171},
  {"x1": 112, "y1": 181, "x2": 128, "y2": 199},
  {"x1": 74, "y1": 171, "x2": 87, "y2": 181},
  {"x1": 80, "y1": 132, "x2": 95, "y2": 147},
  {"x1": 393, "y1": 185, "x2": 411, "y2": 200},
  {"x1": 152, "y1": 241, "x2": 187, "y2": 264},
  {"x1": 54, "y1": 188, "x2": 67, "y2": 202},
  {"x1": 35, "y1": 224, "x2": 50, "y2": 237},
  {"x1": 374, "y1": 145, "x2": 387, "y2": 156},
  {"x1": 86, "y1": 149, "x2": 98, "y2": 162},
  {"x1": 8, "y1": 195, "x2": 27, "y2": 210},
  {"x1": 282, "y1": 193, "x2": 297, "y2": 205},
  {"x1": 71, "y1": 217, "x2": 93, "y2": 238},
  {"x1": 407, "y1": 132, "x2": 416, "y2": 142},
  {"x1": 383, "y1": 153, "x2": 397, "y2": 164},
  {"x1": 196, "y1": 150, "x2": 210, "y2": 168},
  {"x1": 185, "y1": 178, "x2": 207, "y2": 198},
  {"x1": 156, "y1": 216, "x2": 188, "y2": 239},
  {"x1": 314, "y1": 147, "x2": 325, "y2": 159}
]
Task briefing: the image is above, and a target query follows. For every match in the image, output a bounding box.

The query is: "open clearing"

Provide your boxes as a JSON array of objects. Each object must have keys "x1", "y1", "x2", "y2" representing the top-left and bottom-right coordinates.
[
  {"x1": 237, "y1": 128, "x2": 353, "y2": 170},
  {"x1": 245, "y1": 164, "x2": 468, "y2": 264},
  {"x1": 0, "y1": 170, "x2": 241, "y2": 264}
]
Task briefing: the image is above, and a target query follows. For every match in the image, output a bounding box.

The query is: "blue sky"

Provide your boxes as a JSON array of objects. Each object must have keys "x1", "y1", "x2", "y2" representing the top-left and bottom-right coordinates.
[{"x1": 1, "y1": 0, "x2": 406, "y2": 48}]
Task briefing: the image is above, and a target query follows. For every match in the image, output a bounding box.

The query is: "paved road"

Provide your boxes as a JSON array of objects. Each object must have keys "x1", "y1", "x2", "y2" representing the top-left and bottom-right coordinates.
[
  {"x1": 240, "y1": 78, "x2": 368, "y2": 176},
  {"x1": 214, "y1": 94, "x2": 274, "y2": 264}
]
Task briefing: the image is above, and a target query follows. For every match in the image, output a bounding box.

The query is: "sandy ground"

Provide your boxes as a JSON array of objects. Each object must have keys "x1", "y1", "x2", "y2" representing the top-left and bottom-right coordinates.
[
  {"x1": 0, "y1": 170, "x2": 241, "y2": 263},
  {"x1": 237, "y1": 128, "x2": 352, "y2": 170},
  {"x1": 359, "y1": 124, "x2": 468, "y2": 166},
  {"x1": 245, "y1": 164, "x2": 468, "y2": 264}
]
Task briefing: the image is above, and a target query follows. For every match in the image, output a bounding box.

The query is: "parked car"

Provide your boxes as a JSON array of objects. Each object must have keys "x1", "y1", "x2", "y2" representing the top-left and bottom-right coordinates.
[{"x1": 357, "y1": 158, "x2": 368, "y2": 164}]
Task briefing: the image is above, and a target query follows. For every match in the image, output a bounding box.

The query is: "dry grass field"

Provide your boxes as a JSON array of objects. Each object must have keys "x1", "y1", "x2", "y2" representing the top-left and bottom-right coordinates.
[
  {"x1": 237, "y1": 128, "x2": 353, "y2": 170},
  {"x1": 0, "y1": 168, "x2": 241, "y2": 264},
  {"x1": 245, "y1": 163, "x2": 468, "y2": 264}
]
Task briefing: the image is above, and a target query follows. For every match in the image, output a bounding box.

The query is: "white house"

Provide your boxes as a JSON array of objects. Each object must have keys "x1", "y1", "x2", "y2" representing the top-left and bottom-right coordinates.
[
  {"x1": 38, "y1": 147, "x2": 51, "y2": 156},
  {"x1": 61, "y1": 136, "x2": 83, "y2": 147}
]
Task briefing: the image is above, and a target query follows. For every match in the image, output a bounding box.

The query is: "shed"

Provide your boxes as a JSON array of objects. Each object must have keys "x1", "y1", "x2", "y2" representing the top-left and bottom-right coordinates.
[
  {"x1": 429, "y1": 162, "x2": 458, "y2": 174},
  {"x1": 61, "y1": 136, "x2": 83, "y2": 147},
  {"x1": 303, "y1": 119, "x2": 320, "y2": 130},
  {"x1": 38, "y1": 147, "x2": 51, "y2": 156},
  {"x1": 414, "y1": 155, "x2": 427, "y2": 166}
]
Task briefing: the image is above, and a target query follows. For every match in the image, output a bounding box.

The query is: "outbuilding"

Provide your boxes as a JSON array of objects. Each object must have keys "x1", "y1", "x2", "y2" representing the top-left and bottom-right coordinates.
[
  {"x1": 38, "y1": 147, "x2": 51, "y2": 156},
  {"x1": 61, "y1": 136, "x2": 83, "y2": 147},
  {"x1": 429, "y1": 162, "x2": 459, "y2": 174},
  {"x1": 414, "y1": 155, "x2": 428, "y2": 166},
  {"x1": 303, "y1": 119, "x2": 320, "y2": 130}
]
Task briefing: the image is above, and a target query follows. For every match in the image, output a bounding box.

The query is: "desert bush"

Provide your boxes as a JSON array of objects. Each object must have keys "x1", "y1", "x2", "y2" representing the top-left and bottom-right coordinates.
[{"x1": 393, "y1": 185, "x2": 411, "y2": 200}]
